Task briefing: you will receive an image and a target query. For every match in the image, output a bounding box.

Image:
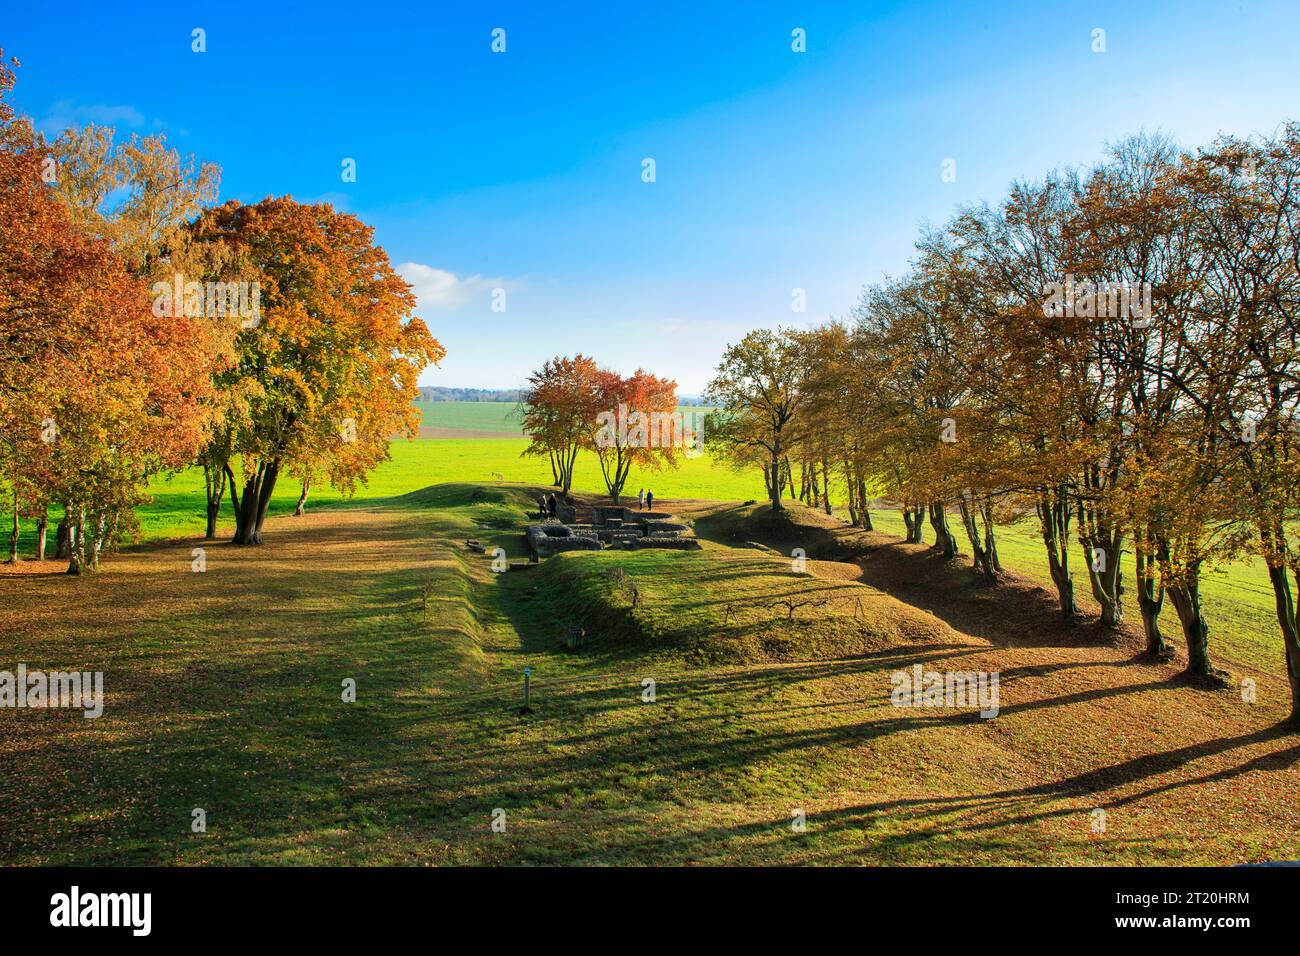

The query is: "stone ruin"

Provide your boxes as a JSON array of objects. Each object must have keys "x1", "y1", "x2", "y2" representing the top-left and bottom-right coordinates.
[{"x1": 525, "y1": 504, "x2": 701, "y2": 560}]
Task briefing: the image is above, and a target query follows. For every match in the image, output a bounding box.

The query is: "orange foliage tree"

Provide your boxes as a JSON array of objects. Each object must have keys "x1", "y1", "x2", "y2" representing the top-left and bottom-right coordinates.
[
  {"x1": 519, "y1": 355, "x2": 602, "y2": 496},
  {"x1": 188, "y1": 198, "x2": 444, "y2": 545},
  {"x1": 591, "y1": 368, "x2": 681, "y2": 503},
  {"x1": 0, "y1": 52, "x2": 215, "y2": 572}
]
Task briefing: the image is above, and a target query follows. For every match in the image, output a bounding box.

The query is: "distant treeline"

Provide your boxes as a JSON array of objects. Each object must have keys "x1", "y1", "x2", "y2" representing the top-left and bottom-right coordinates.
[{"x1": 418, "y1": 387, "x2": 522, "y2": 403}]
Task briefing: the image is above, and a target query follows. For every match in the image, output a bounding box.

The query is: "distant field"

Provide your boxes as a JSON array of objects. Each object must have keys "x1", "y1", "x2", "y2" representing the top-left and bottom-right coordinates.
[
  {"x1": 412, "y1": 401, "x2": 715, "y2": 438},
  {"x1": 3, "y1": 404, "x2": 739, "y2": 552},
  {"x1": 413, "y1": 401, "x2": 523, "y2": 436}
]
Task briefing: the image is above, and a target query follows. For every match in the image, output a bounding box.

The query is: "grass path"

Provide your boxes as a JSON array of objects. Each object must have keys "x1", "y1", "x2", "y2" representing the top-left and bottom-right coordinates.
[{"x1": 2, "y1": 484, "x2": 1297, "y2": 864}]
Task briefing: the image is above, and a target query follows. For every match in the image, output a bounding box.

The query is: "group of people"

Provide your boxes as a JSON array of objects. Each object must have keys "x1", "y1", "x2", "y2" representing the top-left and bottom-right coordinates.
[{"x1": 537, "y1": 489, "x2": 656, "y2": 518}]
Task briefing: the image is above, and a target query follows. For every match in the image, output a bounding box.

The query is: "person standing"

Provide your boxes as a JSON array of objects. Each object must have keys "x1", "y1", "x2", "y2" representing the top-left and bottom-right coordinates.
[
  {"x1": 645, "y1": 489, "x2": 654, "y2": 512},
  {"x1": 548, "y1": 493, "x2": 557, "y2": 517},
  {"x1": 637, "y1": 488, "x2": 645, "y2": 510}
]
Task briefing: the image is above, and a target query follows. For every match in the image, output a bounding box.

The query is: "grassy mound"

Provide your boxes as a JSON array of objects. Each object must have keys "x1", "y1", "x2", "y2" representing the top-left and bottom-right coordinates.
[
  {"x1": 694, "y1": 500, "x2": 885, "y2": 561},
  {"x1": 522, "y1": 542, "x2": 959, "y2": 665}
]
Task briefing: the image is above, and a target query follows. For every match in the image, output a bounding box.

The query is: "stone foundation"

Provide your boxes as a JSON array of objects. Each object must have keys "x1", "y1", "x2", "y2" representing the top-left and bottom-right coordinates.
[
  {"x1": 525, "y1": 503, "x2": 699, "y2": 557},
  {"x1": 526, "y1": 521, "x2": 602, "y2": 559}
]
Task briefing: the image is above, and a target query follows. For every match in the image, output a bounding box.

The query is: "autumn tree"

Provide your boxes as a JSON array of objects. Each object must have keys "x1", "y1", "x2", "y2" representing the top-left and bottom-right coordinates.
[
  {"x1": 705, "y1": 329, "x2": 809, "y2": 512},
  {"x1": 1175, "y1": 127, "x2": 1300, "y2": 714},
  {"x1": 1, "y1": 52, "x2": 216, "y2": 572},
  {"x1": 188, "y1": 198, "x2": 443, "y2": 545},
  {"x1": 590, "y1": 368, "x2": 681, "y2": 503},
  {"x1": 519, "y1": 355, "x2": 601, "y2": 496}
]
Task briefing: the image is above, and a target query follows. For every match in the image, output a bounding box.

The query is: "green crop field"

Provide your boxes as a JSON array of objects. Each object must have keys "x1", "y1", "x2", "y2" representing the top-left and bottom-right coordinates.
[
  {"x1": 106, "y1": 436, "x2": 763, "y2": 548},
  {"x1": 414, "y1": 401, "x2": 523, "y2": 435}
]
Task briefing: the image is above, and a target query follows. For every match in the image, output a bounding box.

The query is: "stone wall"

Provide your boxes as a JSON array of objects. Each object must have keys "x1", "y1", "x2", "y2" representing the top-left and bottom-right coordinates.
[{"x1": 527, "y1": 504, "x2": 699, "y2": 558}]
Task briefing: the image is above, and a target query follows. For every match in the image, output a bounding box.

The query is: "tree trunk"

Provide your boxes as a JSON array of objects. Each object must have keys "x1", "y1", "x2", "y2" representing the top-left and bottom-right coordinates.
[
  {"x1": 1081, "y1": 530, "x2": 1124, "y2": 628},
  {"x1": 957, "y1": 495, "x2": 989, "y2": 576},
  {"x1": 89, "y1": 511, "x2": 106, "y2": 570},
  {"x1": 1267, "y1": 564, "x2": 1300, "y2": 725},
  {"x1": 602, "y1": 452, "x2": 631, "y2": 505},
  {"x1": 294, "y1": 477, "x2": 312, "y2": 516},
  {"x1": 206, "y1": 468, "x2": 226, "y2": 539},
  {"x1": 929, "y1": 502, "x2": 958, "y2": 559},
  {"x1": 844, "y1": 461, "x2": 861, "y2": 526},
  {"x1": 820, "y1": 458, "x2": 832, "y2": 516},
  {"x1": 977, "y1": 502, "x2": 998, "y2": 574},
  {"x1": 1135, "y1": 546, "x2": 1171, "y2": 659},
  {"x1": 1166, "y1": 564, "x2": 1223, "y2": 682},
  {"x1": 1037, "y1": 490, "x2": 1076, "y2": 618},
  {"x1": 957, "y1": 495, "x2": 998, "y2": 581},
  {"x1": 206, "y1": 496, "x2": 221, "y2": 538},
  {"x1": 769, "y1": 452, "x2": 784, "y2": 512},
  {"x1": 858, "y1": 479, "x2": 873, "y2": 531},
  {"x1": 561, "y1": 447, "x2": 577, "y2": 495},
  {"x1": 35, "y1": 511, "x2": 47, "y2": 561},
  {"x1": 233, "y1": 460, "x2": 281, "y2": 545},
  {"x1": 66, "y1": 507, "x2": 85, "y2": 575},
  {"x1": 203, "y1": 463, "x2": 228, "y2": 539},
  {"x1": 7, "y1": 484, "x2": 17, "y2": 563},
  {"x1": 56, "y1": 510, "x2": 70, "y2": 560},
  {"x1": 903, "y1": 504, "x2": 925, "y2": 544}
]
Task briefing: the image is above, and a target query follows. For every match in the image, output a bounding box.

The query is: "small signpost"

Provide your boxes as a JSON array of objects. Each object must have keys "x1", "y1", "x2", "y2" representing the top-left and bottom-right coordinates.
[{"x1": 522, "y1": 666, "x2": 533, "y2": 713}]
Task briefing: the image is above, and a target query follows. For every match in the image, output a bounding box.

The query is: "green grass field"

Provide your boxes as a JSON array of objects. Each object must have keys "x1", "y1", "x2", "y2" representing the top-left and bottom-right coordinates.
[
  {"x1": 411, "y1": 401, "x2": 714, "y2": 437},
  {"x1": 0, "y1": 401, "x2": 1286, "y2": 684},
  {"x1": 117, "y1": 436, "x2": 762, "y2": 546}
]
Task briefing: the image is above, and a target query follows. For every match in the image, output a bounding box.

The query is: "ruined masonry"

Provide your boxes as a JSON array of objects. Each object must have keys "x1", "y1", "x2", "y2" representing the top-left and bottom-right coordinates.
[{"x1": 525, "y1": 505, "x2": 701, "y2": 559}]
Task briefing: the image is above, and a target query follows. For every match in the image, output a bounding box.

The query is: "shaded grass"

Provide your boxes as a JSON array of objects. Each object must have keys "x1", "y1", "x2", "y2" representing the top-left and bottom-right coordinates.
[{"x1": 853, "y1": 505, "x2": 1283, "y2": 676}]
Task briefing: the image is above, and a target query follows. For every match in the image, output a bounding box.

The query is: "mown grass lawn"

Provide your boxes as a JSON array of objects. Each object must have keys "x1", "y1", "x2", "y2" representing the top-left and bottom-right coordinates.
[{"x1": 2, "y1": 483, "x2": 1297, "y2": 865}]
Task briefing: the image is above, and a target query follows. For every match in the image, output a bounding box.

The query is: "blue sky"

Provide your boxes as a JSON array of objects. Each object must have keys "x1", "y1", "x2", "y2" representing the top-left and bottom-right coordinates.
[{"x1": 5, "y1": 0, "x2": 1300, "y2": 392}]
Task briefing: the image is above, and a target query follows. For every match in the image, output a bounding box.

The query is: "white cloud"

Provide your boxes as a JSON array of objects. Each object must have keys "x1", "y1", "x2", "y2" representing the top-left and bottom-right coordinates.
[
  {"x1": 398, "y1": 262, "x2": 509, "y2": 312},
  {"x1": 39, "y1": 100, "x2": 145, "y2": 135}
]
